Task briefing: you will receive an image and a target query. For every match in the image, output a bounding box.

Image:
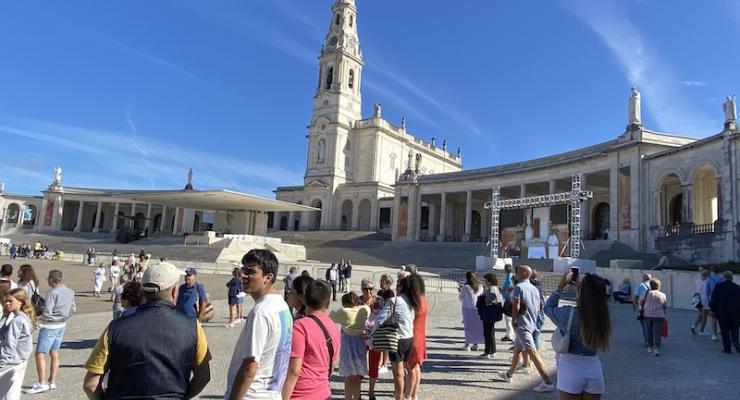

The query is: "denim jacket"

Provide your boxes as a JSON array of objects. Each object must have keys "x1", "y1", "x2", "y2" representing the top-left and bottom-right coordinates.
[{"x1": 543, "y1": 292, "x2": 597, "y2": 356}]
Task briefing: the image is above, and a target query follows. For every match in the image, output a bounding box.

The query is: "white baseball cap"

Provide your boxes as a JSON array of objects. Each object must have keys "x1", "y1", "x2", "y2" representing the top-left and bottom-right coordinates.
[{"x1": 142, "y1": 262, "x2": 185, "y2": 293}]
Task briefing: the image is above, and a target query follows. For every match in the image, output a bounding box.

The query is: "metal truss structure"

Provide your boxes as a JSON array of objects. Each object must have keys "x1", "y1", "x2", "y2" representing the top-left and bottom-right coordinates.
[{"x1": 484, "y1": 174, "x2": 593, "y2": 264}]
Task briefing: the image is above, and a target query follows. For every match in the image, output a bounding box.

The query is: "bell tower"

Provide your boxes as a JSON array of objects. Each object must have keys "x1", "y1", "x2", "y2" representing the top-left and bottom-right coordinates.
[{"x1": 304, "y1": 0, "x2": 363, "y2": 187}]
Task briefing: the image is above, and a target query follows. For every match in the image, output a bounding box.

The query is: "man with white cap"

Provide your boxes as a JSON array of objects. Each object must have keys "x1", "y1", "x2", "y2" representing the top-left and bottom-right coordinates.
[{"x1": 82, "y1": 262, "x2": 211, "y2": 399}]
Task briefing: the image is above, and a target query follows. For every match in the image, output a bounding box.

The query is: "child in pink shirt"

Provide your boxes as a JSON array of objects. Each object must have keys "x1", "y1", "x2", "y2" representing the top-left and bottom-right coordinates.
[{"x1": 282, "y1": 280, "x2": 341, "y2": 400}]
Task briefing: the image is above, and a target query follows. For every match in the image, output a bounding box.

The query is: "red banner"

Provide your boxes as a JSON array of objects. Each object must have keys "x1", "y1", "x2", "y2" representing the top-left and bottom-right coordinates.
[
  {"x1": 619, "y1": 166, "x2": 631, "y2": 230},
  {"x1": 176, "y1": 208, "x2": 184, "y2": 233},
  {"x1": 397, "y1": 197, "x2": 408, "y2": 237},
  {"x1": 44, "y1": 200, "x2": 54, "y2": 227}
]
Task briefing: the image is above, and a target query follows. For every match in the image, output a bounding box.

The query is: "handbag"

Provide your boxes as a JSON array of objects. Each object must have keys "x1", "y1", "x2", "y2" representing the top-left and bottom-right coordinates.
[
  {"x1": 502, "y1": 299, "x2": 513, "y2": 317},
  {"x1": 372, "y1": 297, "x2": 399, "y2": 352},
  {"x1": 477, "y1": 292, "x2": 503, "y2": 322},
  {"x1": 690, "y1": 293, "x2": 702, "y2": 309},
  {"x1": 31, "y1": 283, "x2": 45, "y2": 317},
  {"x1": 661, "y1": 319, "x2": 669, "y2": 338},
  {"x1": 551, "y1": 306, "x2": 575, "y2": 353}
]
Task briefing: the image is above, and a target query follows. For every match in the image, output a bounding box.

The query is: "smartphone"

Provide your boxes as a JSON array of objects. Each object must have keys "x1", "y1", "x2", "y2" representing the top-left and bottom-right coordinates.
[{"x1": 570, "y1": 266, "x2": 580, "y2": 284}]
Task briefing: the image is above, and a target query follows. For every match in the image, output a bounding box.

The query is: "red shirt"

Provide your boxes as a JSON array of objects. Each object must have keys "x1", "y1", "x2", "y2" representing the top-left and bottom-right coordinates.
[{"x1": 290, "y1": 312, "x2": 341, "y2": 400}]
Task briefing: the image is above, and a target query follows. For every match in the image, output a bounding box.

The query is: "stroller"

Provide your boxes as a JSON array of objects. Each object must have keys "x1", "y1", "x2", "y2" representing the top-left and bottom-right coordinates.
[{"x1": 51, "y1": 250, "x2": 64, "y2": 261}]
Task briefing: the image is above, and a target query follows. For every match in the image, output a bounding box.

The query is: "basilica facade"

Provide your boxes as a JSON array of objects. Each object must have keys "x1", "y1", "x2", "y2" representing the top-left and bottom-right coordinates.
[{"x1": 273, "y1": 0, "x2": 739, "y2": 265}]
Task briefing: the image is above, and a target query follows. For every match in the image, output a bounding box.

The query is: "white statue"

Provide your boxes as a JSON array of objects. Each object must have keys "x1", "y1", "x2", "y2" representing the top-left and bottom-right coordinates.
[
  {"x1": 414, "y1": 153, "x2": 422, "y2": 174},
  {"x1": 374, "y1": 103, "x2": 382, "y2": 119},
  {"x1": 723, "y1": 96, "x2": 736, "y2": 122},
  {"x1": 547, "y1": 229, "x2": 559, "y2": 259},
  {"x1": 187, "y1": 168, "x2": 193, "y2": 185},
  {"x1": 628, "y1": 86, "x2": 641, "y2": 125},
  {"x1": 317, "y1": 139, "x2": 326, "y2": 162},
  {"x1": 524, "y1": 214, "x2": 533, "y2": 244},
  {"x1": 54, "y1": 166, "x2": 62, "y2": 183},
  {"x1": 407, "y1": 150, "x2": 414, "y2": 171}
]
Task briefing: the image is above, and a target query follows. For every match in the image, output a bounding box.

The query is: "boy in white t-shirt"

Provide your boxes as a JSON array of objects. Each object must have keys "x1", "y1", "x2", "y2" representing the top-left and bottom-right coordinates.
[{"x1": 225, "y1": 249, "x2": 293, "y2": 400}]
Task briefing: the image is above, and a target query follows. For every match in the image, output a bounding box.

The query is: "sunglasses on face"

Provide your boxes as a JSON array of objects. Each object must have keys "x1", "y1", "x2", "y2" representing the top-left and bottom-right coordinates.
[{"x1": 362, "y1": 287, "x2": 374, "y2": 291}]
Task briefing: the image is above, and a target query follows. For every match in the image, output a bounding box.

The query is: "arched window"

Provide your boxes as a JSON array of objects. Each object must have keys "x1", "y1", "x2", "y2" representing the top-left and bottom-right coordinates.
[
  {"x1": 317, "y1": 138, "x2": 326, "y2": 162},
  {"x1": 349, "y1": 15, "x2": 354, "y2": 27},
  {"x1": 335, "y1": 14, "x2": 341, "y2": 26},
  {"x1": 326, "y1": 67, "x2": 334, "y2": 90},
  {"x1": 348, "y1": 69, "x2": 355, "y2": 89}
]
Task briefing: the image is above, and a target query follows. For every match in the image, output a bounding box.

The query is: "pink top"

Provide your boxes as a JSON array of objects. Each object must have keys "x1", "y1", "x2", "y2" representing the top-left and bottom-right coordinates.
[
  {"x1": 643, "y1": 290, "x2": 667, "y2": 318},
  {"x1": 290, "y1": 312, "x2": 341, "y2": 400}
]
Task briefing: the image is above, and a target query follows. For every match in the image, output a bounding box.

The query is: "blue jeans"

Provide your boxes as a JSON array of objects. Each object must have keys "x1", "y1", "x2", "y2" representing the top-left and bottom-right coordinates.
[
  {"x1": 645, "y1": 317, "x2": 664, "y2": 349},
  {"x1": 36, "y1": 327, "x2": 65, "y2": 353},
  {"x1": 640, "y1": 318, "x2": 649, "y2": 345}
]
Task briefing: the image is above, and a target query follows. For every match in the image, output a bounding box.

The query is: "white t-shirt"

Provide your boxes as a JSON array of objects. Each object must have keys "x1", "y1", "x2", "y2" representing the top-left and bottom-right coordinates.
[
  {"x1": 225, "y1": 293, "x2": 293, "y2": 400},
  {"x1": 110, "y1": 265, "x2": 120, "y2": 279}
]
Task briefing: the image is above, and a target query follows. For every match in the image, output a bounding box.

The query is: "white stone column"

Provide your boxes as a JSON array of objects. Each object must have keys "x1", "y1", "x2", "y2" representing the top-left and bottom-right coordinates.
[
  {"x1": 437, "y1": 192, "x2": 447, "y2": 241},
  {"x1": 463, "y1": 190, "x2": 473, "y2": 241},
  {"x1": 652, "y1": 190, "x2": 662, "y2": 226},
  {"x1": 160, "y1": 206, "x2": 167, "y2": 233},
  {"x1": 130, "y1": 203, "x2": 138, "y2": 228},
  {"x1": 609, "y1": 166, "x2": 618, "y2": 239},
  {"x1": 53, "y1": 197, "x2": 64, "y2": 231},
  {"x1": 369, "y1": 200, "x2": 379, "y2": 231},
  {"x1": 682, "y1": 183, "x2": 693, "y2": 223},
  {"x1": 428, "y1": 203, "x2": 436, "y2": 239},
  {"x1": 74, "y1": 201, "x2": 84, "y2": 232},
  {"x1": 37, "y1": 198, "x2": 48, "y2": 229},
  {"x1": 413, "y1": 192, "x2": 422, "y2": 241},
  {"x1": 520, "y1": 183, "x2": 526, "y2": 198},
  {"x1": 18, "y1": 206, "x2": 25, "y2": 226},
  {"x1": 111, "y1": 202, "x2": 120, "y2": 232},
  {"x1": 351, "y1": 203, "x2": 360, "y2": 230},
  {"x1": 92, "y1": 201, "x2": 102, "y2": 232},
  {"x1": 549, "y1": 180, "x2": 556, "y2": 194},
  {"x1": 288, "y1": 211, "x2": 295, "y2": 231},
  {"x1": 145, "y1": 203, "x2": 152, "y2": 231}
]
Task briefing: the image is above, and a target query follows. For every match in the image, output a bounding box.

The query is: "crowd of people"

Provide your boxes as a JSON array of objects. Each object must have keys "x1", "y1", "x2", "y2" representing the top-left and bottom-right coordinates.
[
  {"x1": 7, "y1": 241, "x2": 51, "y2": 260},
  {"x1": 0, "y1": 245, "x2": 738, "y2": 399}
]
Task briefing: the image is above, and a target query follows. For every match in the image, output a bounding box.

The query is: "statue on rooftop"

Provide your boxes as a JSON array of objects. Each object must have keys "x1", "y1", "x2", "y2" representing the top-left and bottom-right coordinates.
[
  {"x1": 54, "y1": 166, "x2": 62, "y2": 184},
  {"x1": 723, "y1": 95, "x2": 736, "y2": 123},
  {"x1": 442, "y1": 139, "x2": 447, "y2": 151},
  {"x1": 374, "y1": 103, "x2": 382, "y2": 119},
  {"x1": 407, "y1": 150, "x2": 414, "y2": 172},
  {"x1": 414, "y1": 153, "x2": 422, "y2": 174},
  {"x1": 628, "y1": 86, "x2": 641, "y2": 126},
  {"x1": 401, "y1": 117, "x2": 406, "y2": 130}
]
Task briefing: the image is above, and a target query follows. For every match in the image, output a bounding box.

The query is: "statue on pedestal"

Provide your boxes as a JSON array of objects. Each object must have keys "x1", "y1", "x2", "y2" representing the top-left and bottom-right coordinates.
[
  {"x1": 373, "y1": 103, "x2": 382, "y2": 119},
  {"x1": 407, "y1": 150, "x2": 414, "y2": 172},
  {"x1": 401, "y1": 117, "x2": 406, "y2": 130},
  {"x1": 54, "y1": 166, "x2": 62, "y2": 184},
  {"x1": 184, "y1": 168, "x2": 194, "y2": 190},
  {"x1": 414, "y1": 153, "x2": 422, "y2": 174},
  {"x1": 628, "y1": 86, "x2": 641, "y2": 126},
  {"x1": 524, "y1": 214, "x2": 533, "y2": 244},
  {"x1": 723, "y1": 95, "x2": 736, "y2": 123}
]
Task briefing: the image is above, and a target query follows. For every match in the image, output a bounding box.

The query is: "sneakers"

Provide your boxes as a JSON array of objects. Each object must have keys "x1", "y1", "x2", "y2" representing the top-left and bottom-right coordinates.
[
  {"x1": 25, "y1": 383, "x2": 49, "y2": 394},
  {"x1": 654, "y1": 348, "x2": 660, "y2": 356},
  {"x1": 478, "y1": 352, "x2": 489, "y2": 357},
  {"x1": 497, "y1": 371, "x2": 512, "y2": 383},
  {"x1": 471, "y1": 344, "x2": 479, "y2": 351},
  {"x1": 225, "y1": 322, "x2": 235, "y2": 328},
  {"x1": 712, "y1": 335, "x2": 718, "y2": 341},
  {"x1": 518, "y1": 365, "x2": 532, "y2": 374},
  {"x1": 378, "y1": 366, "x2": 389, "y2": 375},
  {"x1": 699, "y1": 331, "x2": 711, "y2": 336},
  {"x1": 533, "y1": 382, "x2": 555, "y2": 393},
  {"x1": 487, "y1": 353, "x2": 496, "y2": 359},
  {"x1": 49, "y1": 381, "x2": 56, "y2": 390},
  {"x1": 647, "y1": 347, "x2": 653, "y2": 353},
  {"x1": 690, "y1": 325, "x2": 697, "y2": 335}
]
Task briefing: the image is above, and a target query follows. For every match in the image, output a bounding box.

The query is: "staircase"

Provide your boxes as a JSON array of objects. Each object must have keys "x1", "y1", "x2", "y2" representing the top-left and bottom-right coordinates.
[{"x1": 582, "y1": 240, "x2": 688, "y2": 268}]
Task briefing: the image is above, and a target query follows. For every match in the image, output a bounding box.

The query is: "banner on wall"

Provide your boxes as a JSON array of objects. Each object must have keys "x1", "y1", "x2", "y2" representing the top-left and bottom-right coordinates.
[
  {"x1": 619, "y1": 165, "x2": 631, "y2": 230},
  {"x1": 176, "y1": 208, "x2": 184, "y2": 233},
  {"x1": 44, "y1": 200, "x2": 54, "y2": 227},
  {"x1": 397, "y1": 197, "x2": 408, "y2": 237}
]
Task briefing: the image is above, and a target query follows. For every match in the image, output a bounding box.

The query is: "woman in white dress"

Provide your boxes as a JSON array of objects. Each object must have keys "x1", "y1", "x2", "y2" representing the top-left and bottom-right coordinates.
[
  {"x1": 459, "y1": 271, "x2": 484, "y2": 351},
  {"x1": 109, "y1": 261, "x2": 121, "y2": 301},
  {"x1": 92, "y1": 263, "x2": 106, "y2": 297}
]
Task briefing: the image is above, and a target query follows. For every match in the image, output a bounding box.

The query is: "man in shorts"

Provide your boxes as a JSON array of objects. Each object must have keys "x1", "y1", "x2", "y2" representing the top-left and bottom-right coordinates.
[
  {"x1": 26, "y1": 270, "x2": 76, "y2": 394},
  {"x1": 498, "y1": 265, "x2": 554, "y2": 393}
]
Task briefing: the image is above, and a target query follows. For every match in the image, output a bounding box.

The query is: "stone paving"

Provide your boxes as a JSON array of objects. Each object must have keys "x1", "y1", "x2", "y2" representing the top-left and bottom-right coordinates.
[{"x1": 6, "y1": 260, "x2": 739, "y2": 399}]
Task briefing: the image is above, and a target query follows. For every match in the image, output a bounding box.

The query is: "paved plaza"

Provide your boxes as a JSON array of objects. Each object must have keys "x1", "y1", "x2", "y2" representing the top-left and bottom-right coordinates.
[{"x1": 5, "y1": 260, "x2": 738, "y2": 399}]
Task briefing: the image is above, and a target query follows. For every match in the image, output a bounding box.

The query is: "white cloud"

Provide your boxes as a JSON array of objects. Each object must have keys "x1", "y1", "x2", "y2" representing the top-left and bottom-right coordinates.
[
  {"x1": 562, "y1": 0, "x2": 717, "y2": 135},
  {"x1": 0, "y1": 118, "x2": 303, "y2": 196},
  {"x1": 680, "y1": 80, "x2": 707, "y2": 87},
  {"x1": 101, "y1": 37, "x2": 197, "y2": 79}
]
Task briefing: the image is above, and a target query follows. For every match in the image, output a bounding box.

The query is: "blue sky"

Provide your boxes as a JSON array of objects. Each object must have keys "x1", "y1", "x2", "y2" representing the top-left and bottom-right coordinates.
[{"x1": 1, "y1": 0, "x2": 739, "y2": 197}]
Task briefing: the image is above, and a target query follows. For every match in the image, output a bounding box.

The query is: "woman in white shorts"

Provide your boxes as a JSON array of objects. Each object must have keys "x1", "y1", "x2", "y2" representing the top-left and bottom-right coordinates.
[{"x1": 544, "y1": 272, "x2": 612, "y2": 399}]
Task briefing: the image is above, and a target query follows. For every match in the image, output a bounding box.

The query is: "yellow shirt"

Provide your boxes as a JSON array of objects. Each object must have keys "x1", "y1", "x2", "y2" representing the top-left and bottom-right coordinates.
[
  {"x1": 329, "y1": 305, "x2": 370, "y2": 336},
  {"x1": 85, "y1": 320, "x2": 209, "y2": 375}
]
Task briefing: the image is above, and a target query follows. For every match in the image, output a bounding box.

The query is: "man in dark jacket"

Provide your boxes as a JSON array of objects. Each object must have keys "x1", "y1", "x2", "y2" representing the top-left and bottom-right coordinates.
[
  {"x1": 82, "y1": 262, "x2": 211, "y2": 399},
  {"x1": 709, "y1": 271, "x2": 740, "y2": 354}
]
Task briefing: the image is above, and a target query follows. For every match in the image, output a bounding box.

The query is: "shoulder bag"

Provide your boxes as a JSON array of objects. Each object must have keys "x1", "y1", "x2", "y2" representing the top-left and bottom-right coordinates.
[
  {"x1": 551, "y1": 306, "x2": 575, "y2": 354},
  {"x1": 31, "y1": 282, "x2": 45, "y2": 317},
  {"x1": 306, "y1": 314, "x2": 335, "y2": 378},
  {"x1": 372, "y1": 297, "x2": 399, "y2": 352}
]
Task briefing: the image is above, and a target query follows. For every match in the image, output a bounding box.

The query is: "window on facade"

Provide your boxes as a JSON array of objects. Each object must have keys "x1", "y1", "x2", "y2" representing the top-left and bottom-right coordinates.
[
  {"x1": 379, "y1": 208, "x2": 391, "y2": 229},
  {"x1": 348, "y1": 69, "x2": 355, "y2": 89},
  {"x1": 389, "y1": 154, "x2": 396, "y2": 169},
  {"x1": 349, "y1": 15, "x2": 354, "y2": 27},
  {"x1": 326, "y1": 67, "x2": 334, "y2": 90},
  {"x1": 335, "y1": 14, "x2": 341, "y2": 26}
]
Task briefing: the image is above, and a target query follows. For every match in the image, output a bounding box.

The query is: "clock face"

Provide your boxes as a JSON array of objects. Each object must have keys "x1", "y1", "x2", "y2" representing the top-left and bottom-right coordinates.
[{"x1": 329, "y1": 37, "x2": 338, "y2": 47}]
